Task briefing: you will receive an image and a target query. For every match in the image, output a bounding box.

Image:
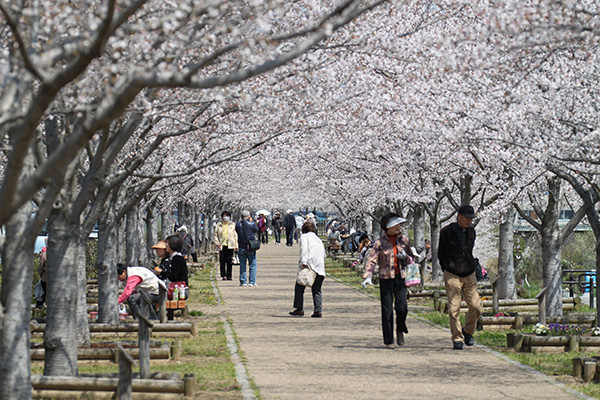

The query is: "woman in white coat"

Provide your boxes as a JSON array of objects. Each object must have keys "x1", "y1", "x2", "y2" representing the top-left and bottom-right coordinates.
[{"x1": 289, "y1": 222, "x2": 326, "y2": 318}]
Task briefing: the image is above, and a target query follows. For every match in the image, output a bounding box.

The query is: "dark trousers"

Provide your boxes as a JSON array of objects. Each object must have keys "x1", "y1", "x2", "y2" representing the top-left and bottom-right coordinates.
[
  {"x1": 219, "y1": 247, "x2": 234, "y2": 279},
  {"x1": 128, "y1": 292, "x2": 160, "y2": 320},
  {"x1": 260, "y1": 230, "x2": 269, "y2": 244},
  {"x1": 285, "y1": 229, "x2": 294, "y2": 246},
  {"x1": 293, "y1": 275, "x2": 324, "y2": 313},
  {"x1": 274, "y1": 229, "x2": 281, "y2": 243},
  {"x1": 379, "y1": 275, "x2": 408, "y2": 345},
  {"x1": 36, "y1": 281, "x2": 47, "y2": 306}
]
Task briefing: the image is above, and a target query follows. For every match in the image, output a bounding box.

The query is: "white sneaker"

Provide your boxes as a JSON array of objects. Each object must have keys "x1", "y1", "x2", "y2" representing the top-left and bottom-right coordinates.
[
  {"x1": 240, "y1": 283, "x2": 248, "y2": 287},
  {"x1": 250, "y1": 283, "x2": 257, "y2": 287}
]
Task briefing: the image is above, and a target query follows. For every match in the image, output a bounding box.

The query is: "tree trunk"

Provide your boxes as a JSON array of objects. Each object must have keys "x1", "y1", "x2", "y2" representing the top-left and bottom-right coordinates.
[
  {"x1": 194, "y1": 206, "x2": 201, "y2": 255},
  {"x1": 541, "y1": 177, "x2": 564, "y2": 318},
  {"x1": 76, "y1": 237, "x2": 91, "y2": 346},
  {"x1": 44, "y1": 209, "x2": 80, "y2": 376},
  {"x1": 177, "y1": 201, "x2": 186, "y2": 228},
  {"x1": 97, "y1": 213, "x2": 119, "y2": 325},
  {"x1": 412, "y1": 204, "x2": 427, "y2": 277},
  {"x1": 430, "y1": 217, "x2": 443, "y2": 282},
  {"x1": 0, "y1": 204, "x2": 35, "y2": 399},
  {"x1": 138, "y1": 207, "x2": 149, "y2": 267},
  {"x1": 125, "y1": 209, "x2": 140, "y2": 266},
  {"x1": 498, "y1": 207, "x2": 517, "y2": 299},
  {"x1": 160, "y1": 211, "x2": 169, "y2": 239},
  {"x1": 145, "y1": 204, "x2": 158, "y2": 266}
]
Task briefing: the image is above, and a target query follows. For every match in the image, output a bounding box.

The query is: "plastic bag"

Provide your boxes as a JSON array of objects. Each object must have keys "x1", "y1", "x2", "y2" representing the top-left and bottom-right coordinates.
[{"x1": 405, "y1": 263, "x2": 421, "y2": 287}]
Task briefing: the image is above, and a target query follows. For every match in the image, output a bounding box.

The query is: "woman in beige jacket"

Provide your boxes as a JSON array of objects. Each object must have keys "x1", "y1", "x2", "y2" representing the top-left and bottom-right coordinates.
[{"x1": 214, "y1": 211, "x2": 239, "y2": 280}]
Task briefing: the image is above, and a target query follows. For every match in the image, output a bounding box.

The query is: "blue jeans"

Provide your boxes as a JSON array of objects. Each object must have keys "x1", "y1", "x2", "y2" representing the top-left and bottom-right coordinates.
[
  {"x1": 239, "y1": 248, "x2": 257, "y2": 285},
  {"x1": 274, "y1": 229, "x2": 281, "y2": 243}
]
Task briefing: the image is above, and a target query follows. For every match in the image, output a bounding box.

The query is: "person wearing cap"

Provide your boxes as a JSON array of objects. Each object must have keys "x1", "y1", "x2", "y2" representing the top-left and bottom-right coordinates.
[
  {"x1": 361, "y1": 212, "x2": 414, "y2": 349},
  {"x1": 150, "y1": 240, "x2": 170, "y2": 278},
  {"x1": 438, "y1": 204, "x2": 481, "y2": 350},
  {"x1": 271, "y1": 212, "x2": 283, "y2": 244},
  {"x1": 283, "y1": 210, "x2": 297, "y2": 247},
  {"x1": 235, "y1": 210, "x2": 259, "y2": 286},
  {"x1": 214, "y1": 211, "x2": 238, "y2": 281}
]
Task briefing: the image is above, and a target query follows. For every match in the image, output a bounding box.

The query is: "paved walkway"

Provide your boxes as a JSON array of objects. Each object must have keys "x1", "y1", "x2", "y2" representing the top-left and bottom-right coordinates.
[{"x1": 217, "y1": 242, "x2": 589, "y2": 400}]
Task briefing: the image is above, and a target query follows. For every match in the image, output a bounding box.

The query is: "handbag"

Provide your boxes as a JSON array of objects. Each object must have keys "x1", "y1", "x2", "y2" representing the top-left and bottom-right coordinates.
[
  {"x1": 232, "y1": 252, "x2": 240, "y2": 265},
  {"x1": 240, "y1": 221, "x2": 260, "y2": 251},
  {"x1": 246, "y1": 239, "x2": 261, "y2": 251},
  {"x1": 405, "y1": 263, "x2": 422, "y2": 287},
  {"x1": 297, "y1": 265, "x2": 317, "y2": 287},
  {"x1": 168, "y1": 281, "x2": 189, "y2": 300}
]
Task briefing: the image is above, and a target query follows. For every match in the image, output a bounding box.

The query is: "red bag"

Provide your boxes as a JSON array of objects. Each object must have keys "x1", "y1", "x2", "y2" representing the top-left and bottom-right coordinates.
[{"x1": 167, "y1": 281, "x2": 188, "y2": 300}]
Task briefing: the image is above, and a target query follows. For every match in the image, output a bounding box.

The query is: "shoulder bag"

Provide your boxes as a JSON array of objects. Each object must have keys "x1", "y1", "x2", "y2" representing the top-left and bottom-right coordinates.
[
  {"x1": 241, "y1": 221, "x2": 261, "y2": 251},
  {"x1": 297, "y1": 265, "x2": 317, "y2": 287}
]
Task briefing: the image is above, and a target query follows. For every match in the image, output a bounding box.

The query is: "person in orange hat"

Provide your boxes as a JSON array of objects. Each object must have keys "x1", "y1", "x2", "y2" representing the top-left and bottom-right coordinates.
[{"x1": 150, "y1": 240, "x2": 170, "y2": 278}]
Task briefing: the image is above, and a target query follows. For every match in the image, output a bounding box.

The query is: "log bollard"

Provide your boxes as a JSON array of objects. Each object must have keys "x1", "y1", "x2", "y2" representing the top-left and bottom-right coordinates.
[
  {"x1": 584, "y1": 361, "x2": 596, "y2": 382},
  {"x1": 172, "y1": 340, "x2": 183, "y2": 360},
  {"x1": 573, "y1": 358, "x2": 584, "y2": 378},
  {"x1": 514, "y1": 333, "x2": 524, "y2": 351},
  {"x1": 513, "y1": 316, "x2": 524, "y2": 330},
  {"x1": 184, "y1": 373, "x2": 196, "y2": 396},
  {"x1": 536, "y1": 287, "x2": 548, "y2": 326},
  {"x1": 568, "y1": 335, "x2": 579, "y2": 352}
]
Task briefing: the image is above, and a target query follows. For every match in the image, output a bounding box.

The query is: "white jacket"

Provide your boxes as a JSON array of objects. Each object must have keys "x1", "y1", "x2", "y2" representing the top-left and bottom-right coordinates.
[
  {"x1": 127, "y1": 266, "x2": 165, "y2": 295},
  {"x1": 298, "y1": 232, "x2": 326, "y2": 276}
]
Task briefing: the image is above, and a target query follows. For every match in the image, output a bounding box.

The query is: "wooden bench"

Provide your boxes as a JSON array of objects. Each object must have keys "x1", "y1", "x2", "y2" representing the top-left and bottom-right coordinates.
[{"x1": 166, "y1": 300, "x2": 188, "y2": 321}]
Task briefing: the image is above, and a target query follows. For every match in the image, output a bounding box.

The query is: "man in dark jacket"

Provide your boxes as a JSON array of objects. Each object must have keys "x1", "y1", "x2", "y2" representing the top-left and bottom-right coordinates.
[
  {"x1": 438, "y1": 205, "x2": 482, "y2": 350},
  {"x1": 236, "y1": 210, "x2": 259, "y2": 286},
  {"x1": 272, "y1": 212, "x2": 283, "y2": 244},
  {"x1": 283, "y1": 210, "x2": 296, "y2": 247}
]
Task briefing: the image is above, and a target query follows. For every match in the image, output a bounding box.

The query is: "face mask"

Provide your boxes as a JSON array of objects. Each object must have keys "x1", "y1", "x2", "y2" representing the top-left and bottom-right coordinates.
[{"x1": 223, "y1": 216, "x2": 230, "y2": 222}]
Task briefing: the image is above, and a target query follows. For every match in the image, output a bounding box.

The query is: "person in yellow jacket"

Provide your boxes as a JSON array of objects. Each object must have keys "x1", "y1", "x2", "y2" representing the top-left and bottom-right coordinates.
[{"x1": 214, "y1": 211, "x2": 239, "y2": 280}]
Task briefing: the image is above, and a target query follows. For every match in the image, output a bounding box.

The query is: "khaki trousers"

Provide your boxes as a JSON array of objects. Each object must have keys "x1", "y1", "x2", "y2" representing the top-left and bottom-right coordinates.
[{"x1": 444, "y1": 270, "x2": 481, "y2": 343}]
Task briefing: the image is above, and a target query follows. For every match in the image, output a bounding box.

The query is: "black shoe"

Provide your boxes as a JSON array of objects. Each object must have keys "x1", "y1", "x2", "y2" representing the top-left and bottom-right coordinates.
[
  {"x1": 453, "y1": 341, "x2": 464, "y2": 350},
  {"x1": 289, "y1": 309, "x2": 304, "y2": 316},
  {"x1": 311, "y1": 312, "x2": 322, "y2": 318},
  {"x1": 397, "y1": 332, "x2": 404, "y2": 346},
  {"x1": 462, "y1": 329, "x2": 474, "y2": 346}
]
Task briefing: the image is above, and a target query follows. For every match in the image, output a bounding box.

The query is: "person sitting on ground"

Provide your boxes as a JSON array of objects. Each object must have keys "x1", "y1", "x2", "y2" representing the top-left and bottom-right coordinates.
[{"x1": 118, "y1": 263, "x2": 166, "y2": 320}]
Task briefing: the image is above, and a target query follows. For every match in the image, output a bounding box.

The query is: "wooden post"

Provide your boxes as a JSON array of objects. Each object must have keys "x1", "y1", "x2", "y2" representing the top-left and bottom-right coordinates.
[
  {"x1": 568, "y1": 335, "x2": 580, "y2": 352},
  {"x1": 183, "y1": 373, "x2": 196, "y2": 397},
  {"x1": 492, "y1": 280, "x2": 499, "y2": 315},
  {"x1": 573, "y1": 358, "x2": 584, "y2": 378},
  {"x1": 584, "y1": 361, "x2": 596, "y2": 382},
  {"x1": 117, "y1": 344, "x2": 138, "y2": 400},
  {"x1": 138, "y1": 292, "x2": 156, "y2": 380},
  {"x1": 172, "y1": 340, "x2": 183, "y2": 359},
  {"x1": 514, "y1": 333, "x2": 524, "y2": 351},
  {"x1": 159, "y1": 285, "x2": 167, "y2": 324},
  {"x1": 513, "y1": 316, "x2": 524, "y2": 330},
  {"x1": 536, "y1": 287, "x2": 548, "y2": 326}
]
